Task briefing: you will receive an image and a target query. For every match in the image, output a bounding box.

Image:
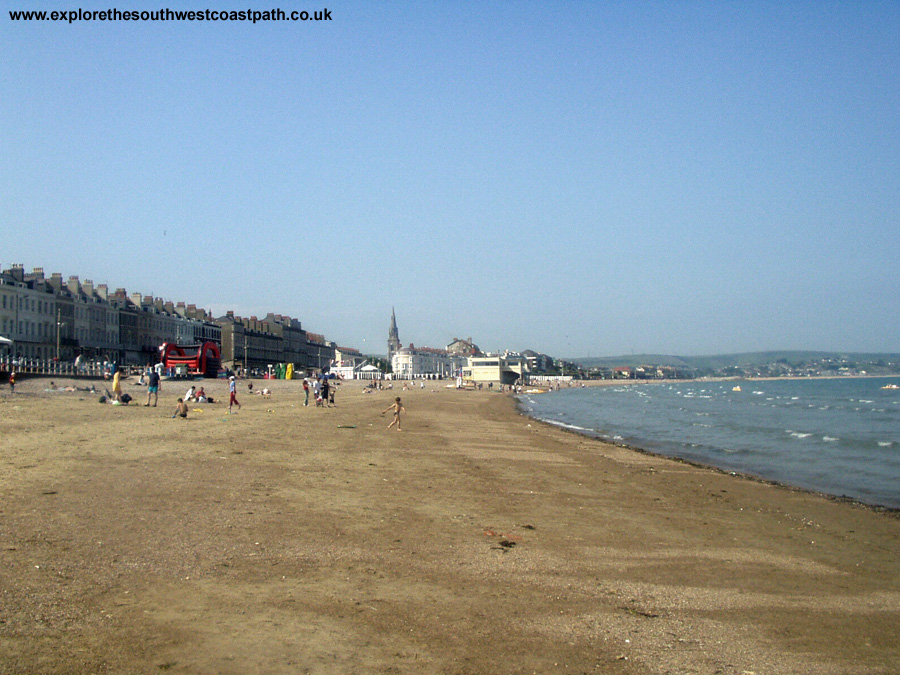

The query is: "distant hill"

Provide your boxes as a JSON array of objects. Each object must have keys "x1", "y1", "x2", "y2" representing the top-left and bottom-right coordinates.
[{"x1": 573, "y1": 351, "x2": 900, "y2": 370}]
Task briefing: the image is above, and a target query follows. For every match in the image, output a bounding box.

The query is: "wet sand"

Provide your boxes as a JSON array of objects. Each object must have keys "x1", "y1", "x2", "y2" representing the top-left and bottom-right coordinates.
[{"x1": 1, "y1": 376, "x2": 898, "y2": 674}]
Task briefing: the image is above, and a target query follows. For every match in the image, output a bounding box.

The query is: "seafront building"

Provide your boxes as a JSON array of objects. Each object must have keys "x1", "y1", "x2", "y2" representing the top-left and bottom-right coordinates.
[
  {"x1": 385, "y1": 312, "x2": 553, "y2": 384},
  {"x1": 462, "y1": 352, "x2": 529, "y2": 385},
  {"x1": 391, "y1": 344, "x2": 466, "y2": 380},
  {"x1": 446, "y1": 337, "x2": 482, "y2": 357},
  {"x1": 0, "y1": 264, "x2": 339, "y2": 373}
]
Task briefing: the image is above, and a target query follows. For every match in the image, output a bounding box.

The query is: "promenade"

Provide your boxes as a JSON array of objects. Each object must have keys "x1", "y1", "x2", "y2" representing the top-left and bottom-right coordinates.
[{"x1": 1, "y1": 377, "x2": 898, "y2": 674}]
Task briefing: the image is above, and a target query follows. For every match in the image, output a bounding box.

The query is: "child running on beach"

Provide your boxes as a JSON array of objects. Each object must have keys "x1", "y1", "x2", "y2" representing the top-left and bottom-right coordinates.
[{"x1": 382, "y1": 396, "x2": 405, "y2": 431}]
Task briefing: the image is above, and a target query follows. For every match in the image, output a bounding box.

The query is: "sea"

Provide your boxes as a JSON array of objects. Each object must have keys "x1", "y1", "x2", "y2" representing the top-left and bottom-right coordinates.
[{"x1": 518, "y1": 377, "x2": 900, "y2": 509}]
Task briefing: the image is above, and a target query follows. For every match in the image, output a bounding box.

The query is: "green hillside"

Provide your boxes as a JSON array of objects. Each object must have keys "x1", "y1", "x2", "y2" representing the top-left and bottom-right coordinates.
[{"x1": 575, "y1": 351, "x2": 900, "y2": 371}]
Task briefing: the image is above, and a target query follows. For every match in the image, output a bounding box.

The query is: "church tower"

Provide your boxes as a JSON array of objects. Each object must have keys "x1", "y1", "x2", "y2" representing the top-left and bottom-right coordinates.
[{"x1": 387, "y1": 308, "x2": 401, "y2": 365}]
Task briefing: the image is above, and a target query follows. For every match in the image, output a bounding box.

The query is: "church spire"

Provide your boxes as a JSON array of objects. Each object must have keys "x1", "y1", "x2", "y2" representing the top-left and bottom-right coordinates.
[{"x1": 388, "y1": 307, "x2": 401, "y2": 364}]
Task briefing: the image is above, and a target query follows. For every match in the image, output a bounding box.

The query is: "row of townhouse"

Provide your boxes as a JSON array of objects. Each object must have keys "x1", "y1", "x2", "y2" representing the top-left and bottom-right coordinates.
[
  {"x1": 0, "y1": 264, "x2": 225, "y2": 365},
  {"x1": 0, "y1": 265, "x2": 337, "y2": 373},
  {"x1": 216, "y1": 314, "x2": 336, "y2": 374}
]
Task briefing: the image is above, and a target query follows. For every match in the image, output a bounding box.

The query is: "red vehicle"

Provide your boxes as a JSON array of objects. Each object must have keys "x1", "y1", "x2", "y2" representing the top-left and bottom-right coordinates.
[{"x1": 160, "y1": 342, "x2": 221, "y2": 378}]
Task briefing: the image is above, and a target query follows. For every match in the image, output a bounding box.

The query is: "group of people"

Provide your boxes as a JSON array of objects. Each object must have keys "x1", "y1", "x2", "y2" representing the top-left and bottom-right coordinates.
[
  {"x1": 302, "y1": 376, "x2": 337, "y2": 407},
  {"x1": 172, "y1": 374, "x2": 239, "y2": 414},
  {"x1": 182, "y1": 385, "x2": 213, "y2": 403},
  {"x1": 11, "y1": 365, "x2": 410, "y2": 431},
  {"x1": 83, "y1": 366, "x2": 408, "y2": 430}
]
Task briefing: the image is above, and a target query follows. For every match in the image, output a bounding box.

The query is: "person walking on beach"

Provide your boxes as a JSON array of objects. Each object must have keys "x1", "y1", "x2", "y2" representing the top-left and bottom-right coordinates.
[
  {"x1": 112, "y1": 369, "x2": 123, "y2": 401},
  {"x1": 8, "y1": 371, "x2": 15, "y2": 393},
  {"x1": 302, "y1": 378, "x2": 310, "y2": 406},
  {"x1": 145, "y1": 368, "x2": 160, "y2": 407},
  {"x1": 382, "y1": 397, "x2": 405, "y2": 431},
  {"x1": 228, "y1": 375, "x2": 241, "y2": 413}
]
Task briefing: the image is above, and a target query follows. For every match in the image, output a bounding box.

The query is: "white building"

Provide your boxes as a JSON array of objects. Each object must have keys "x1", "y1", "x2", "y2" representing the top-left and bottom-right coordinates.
[
  {"x1": 0, "y1": 266, "x2": 57, "y2": 359},
  {"x1": 462, "y1": 353, "x2": 528, "y2": 385},
  {"x1": 391, "y1": 345, "x2": 465, "y2": 379},
  {"x1": 330, "y1": 362, "x2": 384, "y2": 380}
]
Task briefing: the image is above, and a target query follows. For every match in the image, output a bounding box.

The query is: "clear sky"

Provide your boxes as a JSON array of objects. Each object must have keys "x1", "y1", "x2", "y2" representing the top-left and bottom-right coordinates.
[{"x1": 3, "y1": 1, "x2": 899, "y2": 358}]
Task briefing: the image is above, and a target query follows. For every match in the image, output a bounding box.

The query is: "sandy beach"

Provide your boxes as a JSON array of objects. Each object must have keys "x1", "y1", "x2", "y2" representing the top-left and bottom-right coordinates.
[{"x1": 1, "y1": 375, "x2": 898, "y2": 674}]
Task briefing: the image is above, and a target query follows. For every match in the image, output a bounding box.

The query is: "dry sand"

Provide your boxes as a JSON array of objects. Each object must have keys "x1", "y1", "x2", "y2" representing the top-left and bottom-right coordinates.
[{"x1": 1, "y1": 375, "x2": 898, "y2": 674}]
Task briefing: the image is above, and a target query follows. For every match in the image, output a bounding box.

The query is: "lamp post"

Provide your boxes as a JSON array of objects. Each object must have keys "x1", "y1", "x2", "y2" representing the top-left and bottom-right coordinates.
[{"x1": 55, "y1": 308, "x2": 65, "y2": 361}]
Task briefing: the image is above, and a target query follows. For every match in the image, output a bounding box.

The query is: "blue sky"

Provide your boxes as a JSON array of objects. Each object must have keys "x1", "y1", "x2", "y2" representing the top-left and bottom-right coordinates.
[{"x1": 3, "y1": 1, "x2": 898, "y2": 358}]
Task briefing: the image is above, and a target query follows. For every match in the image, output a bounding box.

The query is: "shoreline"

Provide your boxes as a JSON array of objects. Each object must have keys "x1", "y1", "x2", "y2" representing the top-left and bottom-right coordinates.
[
  {"x1": 519, "y1": 399, "x2": 900, "y2": 516},
  {"x1": 516, "y1": 381, "x2": 900, "y2": 513},
  {"x1": 2, "y1": 377, "x2": 899, "y2": 673}
]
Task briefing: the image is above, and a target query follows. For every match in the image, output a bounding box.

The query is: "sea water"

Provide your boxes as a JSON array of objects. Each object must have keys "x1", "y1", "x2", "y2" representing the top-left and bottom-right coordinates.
[{"x1": 519, "y1": 378, "x2": 900, "y2": 509}]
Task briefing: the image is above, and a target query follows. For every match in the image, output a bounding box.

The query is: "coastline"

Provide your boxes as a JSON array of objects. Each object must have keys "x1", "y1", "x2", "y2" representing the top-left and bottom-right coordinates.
[
  {"x1": 517, "y1": 379, "x2": 900, "y2": 512},
  {"x1": 518, "y1": 395, "x2": 900, "y2": 515},
  {"x1": 2, "y1": 377, "x2": 899, "y2": 673}
]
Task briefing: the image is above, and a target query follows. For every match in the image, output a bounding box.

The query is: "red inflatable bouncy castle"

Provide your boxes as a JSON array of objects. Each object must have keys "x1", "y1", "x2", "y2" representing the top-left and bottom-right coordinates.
[{"x1": 160, "y1": 342, "x2": 221, "y2": 378}]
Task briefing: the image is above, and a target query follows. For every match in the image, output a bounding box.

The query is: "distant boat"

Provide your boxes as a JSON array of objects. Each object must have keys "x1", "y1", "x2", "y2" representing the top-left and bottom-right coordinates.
[
  {"x1": 881, "y1": 383, "x2": 899, "y2": 390},
  {"x1": 732, "y1": 385, "x2": 742, "y2": 392}
]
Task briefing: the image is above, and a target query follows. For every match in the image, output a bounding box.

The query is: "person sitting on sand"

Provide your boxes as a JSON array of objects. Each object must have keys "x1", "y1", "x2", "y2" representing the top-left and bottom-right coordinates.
[
  {"x1": 382, "y1": 397, "x2": 405, "y2": 431},
  {"x1": 172, "y1": 398, "x2": 188, "y2": 418},
  {"x1": 195, "y1": 387, "x2": 207, "y2": 403},
  {"x1": 185, "y1": 385, "x2": 196, "y2": 402}
]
